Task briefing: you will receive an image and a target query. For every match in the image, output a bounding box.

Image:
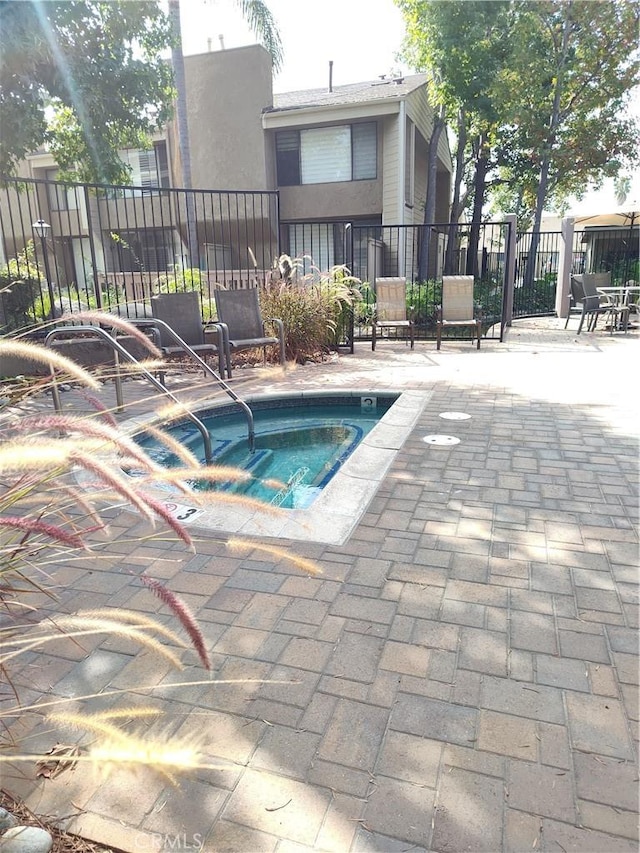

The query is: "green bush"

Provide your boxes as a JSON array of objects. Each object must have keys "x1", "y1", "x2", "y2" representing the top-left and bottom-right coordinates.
[
  {"x1": 0, "y1": 242, "x2": 45, "y2": 332},
  {"x1": 154, "y1": 265, "x2": 216, "y2": 322}
]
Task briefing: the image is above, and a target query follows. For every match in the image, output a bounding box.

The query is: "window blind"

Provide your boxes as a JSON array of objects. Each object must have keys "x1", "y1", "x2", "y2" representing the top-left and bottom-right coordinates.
[
  {"x1": 352, "y1": 123, "x2": 377, "y2": 180},
  {"x1": 301, "y1": 126, "x2": 351, "y2": 184}
]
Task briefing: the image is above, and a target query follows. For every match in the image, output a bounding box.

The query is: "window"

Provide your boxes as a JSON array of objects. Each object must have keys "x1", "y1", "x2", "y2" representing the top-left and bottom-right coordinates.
[
  {"x1": 353, "y1": 124, "x2": 377, "y2": 181},
  {"x1": 45, "y1": 169, "x2": 79, "y2": 211},
  {"x1": 109, "y1": 229, "x2": 174, "y2": 273},
  {"x1": 287, "y1": 223, "x2": 335, "y2": 274},
  {"x1": 301, "y1": 126, "x2": 351, "y2": 184},
  {"x1": 275, "y1": 131, "x2": 300, "y2": 186},
  {"x1": 276, "y1": 122, "x2": 376, "y2": 186},
  {"x1": 115, "y1": 143, "x2": 171, "y2": 196}
]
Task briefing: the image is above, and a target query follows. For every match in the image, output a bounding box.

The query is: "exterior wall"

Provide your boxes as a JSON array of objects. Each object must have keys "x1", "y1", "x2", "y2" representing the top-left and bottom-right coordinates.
[
  {"x1": 406, "y1": 85, "x2": 452, "y2": 172},
  {"x1": 381, "y1": 115, "x2": 401, "y2": 224},
  {"x1": 279, "y1": 180, "x2": 381, "y2": 221},
  {"x1": 182, "y1": 45, "x2": 273, "y2": 191},
  {"x1": 409, "y1": 128, "x2": 428, "y2": 227},
  {"x1": 405, "y1": 85, "x2": 452, "y2": 227},
  {"x1": 435, "y1": 169, "x2": 451, "y2": 222},
  {"x1": 276, "y1": 120, "x2": 384, "y2": 221}
]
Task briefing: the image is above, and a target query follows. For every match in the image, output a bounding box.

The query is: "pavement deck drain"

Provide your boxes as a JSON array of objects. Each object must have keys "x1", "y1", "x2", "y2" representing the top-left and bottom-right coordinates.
[
  {"x1": 422, "y1": 434, "x2": 461, "y2": 445},
  {"x1": 439, "y1": 411, "x2": 471, "y2": 420}
]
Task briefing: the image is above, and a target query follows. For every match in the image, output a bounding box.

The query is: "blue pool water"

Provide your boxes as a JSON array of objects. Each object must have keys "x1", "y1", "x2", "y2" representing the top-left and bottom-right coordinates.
[{"x1": 136, "y1": 395, "x2": 398, "y2": 509}]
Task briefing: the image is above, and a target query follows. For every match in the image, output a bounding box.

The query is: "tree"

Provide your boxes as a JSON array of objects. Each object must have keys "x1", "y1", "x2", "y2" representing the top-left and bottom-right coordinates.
[
  {"x1": 495, "y1": 0, "x2": 639, "y2": 283},
  {"x1": 0, "y1": 1, "x2": 175, "y2": 183},
  {"x1": 396, "y1": 0, "x2": 511, "y2": 276},
  {"x1": 395, "y1": 0, "x2": 639, "y2": 281}
]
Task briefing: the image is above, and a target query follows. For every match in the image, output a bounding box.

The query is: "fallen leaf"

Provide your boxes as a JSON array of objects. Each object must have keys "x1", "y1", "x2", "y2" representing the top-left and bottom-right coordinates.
[{"x1": 36, "y1": 743, "x2": 80, "y2": 779}]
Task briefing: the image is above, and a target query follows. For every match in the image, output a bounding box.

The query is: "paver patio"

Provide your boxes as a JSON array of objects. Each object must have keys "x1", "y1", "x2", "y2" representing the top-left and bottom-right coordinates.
[{"x1": 3, "y1": 317, "x2": 638, "y2": 852}]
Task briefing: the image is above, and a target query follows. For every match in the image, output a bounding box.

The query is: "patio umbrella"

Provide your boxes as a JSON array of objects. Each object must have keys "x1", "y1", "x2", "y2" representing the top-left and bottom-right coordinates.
[
  {"x1": 574, "y1": 209, "x2": 639, "y2": 228},
  {"x1": 574, "y1": 208, "x2": 639, "y2": 282}
]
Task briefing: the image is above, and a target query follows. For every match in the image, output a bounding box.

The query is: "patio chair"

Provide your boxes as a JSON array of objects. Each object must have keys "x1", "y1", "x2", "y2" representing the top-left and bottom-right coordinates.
[
  {"x1": 213, "y1": 287, "x2": 285, "y2": 379},
  {"x1": 150, "y1": 291, "x2": 225, "y2": 379},
  {"x1": 371, "y1": 278, "x2": 414, "y2": 351},
  {"x1": 574, "y1": 272, "x2": 627, "y2": 334},
  {"x1": 436, "y1": 275, "x2": 482, "y2": 350},
  {"x1": 564, "y1": 275, "x2": 587, "y2": 329}
]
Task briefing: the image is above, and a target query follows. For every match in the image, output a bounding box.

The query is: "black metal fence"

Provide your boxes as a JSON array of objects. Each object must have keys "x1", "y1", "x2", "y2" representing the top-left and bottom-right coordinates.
[
  {"x1": 573, "y1": 224, "x2": 639, "y2": 284},
  {"x1": 3, "y1": 175, "x2": 637, "y2": 343},
  {"x1": 279, "y1": 219, "x2": 512, "y2": 341},
  {"x1": 0, "y1": 176, "x2": 279, "y2": 331},
  {"x1": 512, "y1": 230, "x2": 561, "y2": 318},
  {"x1": 509, "y1": 224, "x2": 639, "y2": 319}
]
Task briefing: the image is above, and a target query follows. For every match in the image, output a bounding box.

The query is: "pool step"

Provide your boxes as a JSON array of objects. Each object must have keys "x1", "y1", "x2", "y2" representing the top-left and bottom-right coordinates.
[{"x1": 219, "y1": 448, "x2": 275, "y2": 493}]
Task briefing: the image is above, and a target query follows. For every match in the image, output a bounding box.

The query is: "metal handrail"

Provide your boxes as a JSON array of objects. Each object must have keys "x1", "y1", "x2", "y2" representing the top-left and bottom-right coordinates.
[
  {"x1": 45, "y1": 326, "x2": 215, "y2": 464},
  {"x1": 130, "y1": 317, "x2": 255, "y2": 451}
]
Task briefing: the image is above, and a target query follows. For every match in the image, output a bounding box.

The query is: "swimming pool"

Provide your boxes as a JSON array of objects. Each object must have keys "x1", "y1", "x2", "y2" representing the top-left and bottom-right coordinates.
[
  {"x1": 137, "y1": 396, "x2": 398, "y2": 509},
  {"x1": 125, "y1": 389, "x2": 431, "y2": 544}
]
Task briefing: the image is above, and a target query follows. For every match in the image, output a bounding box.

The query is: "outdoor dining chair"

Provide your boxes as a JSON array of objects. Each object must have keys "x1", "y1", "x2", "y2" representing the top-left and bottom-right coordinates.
[
  {"x1": 150, "y1": 291, "x2": 226, "y2": 380},
  {"x1": 213, "y1": 287, "x2": 285, "y2": 378},
  {"x1": 436, "y1": 275, "x2": 482, "y2": 349},
  {"x1": 371, "y1": 277, "x2": 414, "y2": 351},
  {"x1": 572, "y1": 272, "x2": 628, "y2": 334},
  {"x1": 564, "y1": 275, "x2": 588, "y2": 329}
]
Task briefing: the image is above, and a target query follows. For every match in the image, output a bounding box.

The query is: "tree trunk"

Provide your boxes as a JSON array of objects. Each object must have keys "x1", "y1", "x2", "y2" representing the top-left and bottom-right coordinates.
[
  {"x1": 524, "y1": 5, "x2": 572, "y2": 288},
  {"x1": 445, "y1": 109, "x2": 467, "y2": 275},
  {"x1": 418, "y1": 106, "x2": 445, "y2": 281},
  {"x1": 465, "y1": 135, "x2": 489, "y2": 278},
  {"x1": 168, "y1": 0, "x2": 199, "y2": 273}
]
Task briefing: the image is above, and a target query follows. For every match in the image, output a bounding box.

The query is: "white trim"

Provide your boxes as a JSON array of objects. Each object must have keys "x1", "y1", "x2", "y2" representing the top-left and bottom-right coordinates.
[{"x1": 263, "y1": 100, "x2": 400, "y2": 129}]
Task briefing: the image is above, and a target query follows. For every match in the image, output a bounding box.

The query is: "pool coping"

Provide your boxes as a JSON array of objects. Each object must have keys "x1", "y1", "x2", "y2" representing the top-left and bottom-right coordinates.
[{"x1": 117, "y1": 388, "x2": 432, "y2": 545}]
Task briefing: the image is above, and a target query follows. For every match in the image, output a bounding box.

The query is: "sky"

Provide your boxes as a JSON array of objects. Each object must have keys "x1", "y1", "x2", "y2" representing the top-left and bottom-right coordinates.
[
  {"x1": 177, "y1": 0, "x2": 639, "y2": 216},
  {"x1": 178, "y1": 0, "x2": 409, "y2": 93}
]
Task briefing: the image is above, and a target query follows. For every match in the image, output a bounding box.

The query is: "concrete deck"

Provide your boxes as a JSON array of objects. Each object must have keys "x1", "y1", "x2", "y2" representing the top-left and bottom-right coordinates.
[{"x1": 5, "y1": 317, "x2": 639, "y2": 852}]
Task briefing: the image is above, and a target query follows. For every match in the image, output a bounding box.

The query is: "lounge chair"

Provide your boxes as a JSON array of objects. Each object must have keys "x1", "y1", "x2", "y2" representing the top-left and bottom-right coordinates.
[
  {"x1": 371, "y1": 277, "x2": 414, "y2": 351},
  {"x1": 213, "y1": 287, "x2": 285, "y2": 378},
  {"x1": 150, "y1": 291, "x2": 225, "y2": 378},
  {"x1": 436, "y1": 275, "x2": 482, "y2": 349}
]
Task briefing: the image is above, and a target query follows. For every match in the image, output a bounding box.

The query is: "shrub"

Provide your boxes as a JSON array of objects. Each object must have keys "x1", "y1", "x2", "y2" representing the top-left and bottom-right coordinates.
[
  {"x1": 260, "y1": 257, "x2": 363, "y2": 362},
  {"x1": 0, "y1": 242, "x2": 45, "y2": 332},
  {"x1": 154, "y1": 265, "x2": 217, "y2": 322}
]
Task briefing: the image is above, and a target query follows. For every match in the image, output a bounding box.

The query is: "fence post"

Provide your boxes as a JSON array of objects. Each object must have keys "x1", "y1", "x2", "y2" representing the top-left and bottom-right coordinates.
[
  {"x1": 84, "y1": 185, "x2": 103, "y2": 309},
  {"x1": 503, "y1": 214, "x2": 517, "y2": 328},
  {"x1": 556, "y1": 216, "x2": 574, "y2": 318}
]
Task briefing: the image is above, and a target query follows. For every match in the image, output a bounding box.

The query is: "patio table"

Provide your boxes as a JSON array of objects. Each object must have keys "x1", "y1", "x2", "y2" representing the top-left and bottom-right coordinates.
[{"x1": 596, "y1": 285, "x2": 640, "y2": 332}]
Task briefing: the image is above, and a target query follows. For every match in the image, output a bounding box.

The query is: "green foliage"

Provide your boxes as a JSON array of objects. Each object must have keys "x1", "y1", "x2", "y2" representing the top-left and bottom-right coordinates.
[
  {"x1": 154, "y1": 265, "x2": 216, "y2": 322},
  {"x1": 0, "y1": 241, "x2": 44, "y2": 332},
  {"x1": 513, "y1": 275, "x2": 557, "y2": 315},
  {"x1": 493, "y1": 0, "x2": 640, "y2": 226},
  {"x1": 0, "y1": 1, "x2": 176, "y2": 182},
  {"x1": 230, "y1": 0, "x2": 284, "y2": 72},
  {"x1": 396, "y1": 0, "x2": 512, "y2": 232},
  {"x1": 395, "y1": 0, "x2": 640, "y2": 234},
  {"x1": 406, "y1": 279, "x2": 441, "y2": 327}
]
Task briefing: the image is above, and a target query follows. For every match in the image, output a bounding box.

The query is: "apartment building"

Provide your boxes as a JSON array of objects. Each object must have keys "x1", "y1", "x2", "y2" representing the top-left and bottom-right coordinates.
[{"x1": 1, "y1": 44, "x2": 452, "y2": 297}]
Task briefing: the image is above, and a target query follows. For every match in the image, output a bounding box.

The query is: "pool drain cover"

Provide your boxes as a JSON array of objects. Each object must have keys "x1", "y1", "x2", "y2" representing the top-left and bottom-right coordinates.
[
  {"x1": 422, "y1": 434, "x2": 461, "y2": 446},
  {"x1": 439, "y1": 411, "x2": 471, "y2": 420}
]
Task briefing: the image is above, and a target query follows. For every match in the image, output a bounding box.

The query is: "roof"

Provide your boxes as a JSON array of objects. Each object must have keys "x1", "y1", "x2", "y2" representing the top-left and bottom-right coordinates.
[{"x1": 268, "y1": 74, "x2": 428, "y2": 113}]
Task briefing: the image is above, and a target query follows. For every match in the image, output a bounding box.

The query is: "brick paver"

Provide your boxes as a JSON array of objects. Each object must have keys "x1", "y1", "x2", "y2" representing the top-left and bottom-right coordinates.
[{"x1": 6, "y1": 318, "x2": 638, "y2": 851}]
